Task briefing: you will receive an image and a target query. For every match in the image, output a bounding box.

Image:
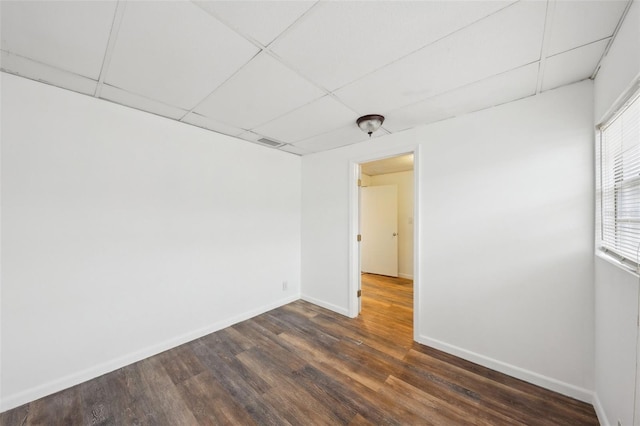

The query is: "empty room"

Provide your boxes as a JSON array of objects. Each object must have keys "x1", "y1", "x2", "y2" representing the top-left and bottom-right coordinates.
[{"x1": 1, "y1": 0, "x2": 639, "y2": 424}]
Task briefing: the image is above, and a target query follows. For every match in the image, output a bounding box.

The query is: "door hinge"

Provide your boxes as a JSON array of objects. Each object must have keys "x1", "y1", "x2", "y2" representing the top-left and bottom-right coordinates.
[
  {"x1": 357, "y1": 179, "x2": 362, "y2": 187},
  {"x1": 357, "y1": 234, "x2": 362, "y2": 242},
  {"x1": 357, "y1": 290, "x2": 362, "y2": 298}
]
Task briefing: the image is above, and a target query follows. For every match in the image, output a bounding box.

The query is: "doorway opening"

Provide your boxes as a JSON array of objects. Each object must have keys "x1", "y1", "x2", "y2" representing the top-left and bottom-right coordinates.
[
  {"x1": 349, "y1": 148, "x2": 419, "y2": 341},
  {"x1": 359, "y1": 274, "x2": 414, "y2": 344}
]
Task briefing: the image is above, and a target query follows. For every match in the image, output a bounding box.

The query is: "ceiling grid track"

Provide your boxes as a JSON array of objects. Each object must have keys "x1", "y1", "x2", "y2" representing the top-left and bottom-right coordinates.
[
  {"x1": 94, "y1": 0, "x2": 127, "y2": 98},
  {"x1": 191, "y1": 1, "x2": 267, "y2": 52},
  {"x1": 263, "y1": 0, "x2": 321, "y2": 50},
  {"x1": 536, "y1": 0, "x2": 556, "y2": 95},
  {"x1": 177, "y1": 49, "x2": 262, "y2": 123},
  {"x1": 191, "y1": 0, "x2": 354, "y2": 145},
  {"x1": 184, "y1": 1, "x2": 326, "y2": 130}
]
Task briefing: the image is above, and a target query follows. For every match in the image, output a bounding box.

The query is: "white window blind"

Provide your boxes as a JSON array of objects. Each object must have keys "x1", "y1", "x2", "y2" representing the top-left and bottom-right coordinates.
[{"x1": 597, "y1": 87, "x2": 640, "y2": 268}]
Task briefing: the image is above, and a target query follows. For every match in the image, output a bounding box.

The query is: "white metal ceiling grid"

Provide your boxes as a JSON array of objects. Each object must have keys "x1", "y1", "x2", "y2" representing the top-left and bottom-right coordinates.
[{"x1": 0, "y1": 0, "x2": 631, "y2": 155}]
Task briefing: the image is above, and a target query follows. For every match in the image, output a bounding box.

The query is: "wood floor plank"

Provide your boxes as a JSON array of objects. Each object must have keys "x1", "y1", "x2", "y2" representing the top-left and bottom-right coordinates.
[
  {"x1": 26, "y1": 386, "x2": 82, "y2": 426},
  {"x1": 191, "y1": 340, "x2": 290, "y2": 425},
  {"x1": 261, "y1": 383, "x2": 343, "y2": 426},
  {"x1": 291, "y1": 363, "x2": 402, "y2": 425},
  {"x1": 287, "y1": 365, "x2": 360, "y2": 424},
  {"x1": 219, "y1": 326, "x2": 257, "y2": 353},
  {"x1": 348, "y1": 413, "x2": 375, "y2": 426},
  {"x1": 77, "y1": 373, "x2": 128, "y2": 425},
  {"x1": 279, "y1": 331, "x2": 387, "y2": 392},
  {"x1": 113, "y1": 363, "x2": 165, "y2": 425},
  {"x1": 411, "y1": 342, "x2": 597, "y2": 418},
  {"x1": 235, "y1": 346, "x2": 302, "y2": 388},
  {"x1": 176, "y1": 370, "x2": 256, "y2": 426},
  {"x1": 310, "y1": 312, "x2": 410, "y2": 360},
  {"x1": 404, "y1": 348, "x2": 598, "y2": 426},
  {"x1": 381, "y1": 374, "x2": 527, "y2": 426},
  {"x1": 1, "y1": 273, "x2": 598, "y2": 425},
  {"x1": 157, "y1": 344, "x2": 207, "y2": 386},
  {"x1": 192, "y1": 338, "x2": 271, "y2": 397},
  {"x1": 0, "y1": 405, "x2": 29, "y2": 426},
  {"x1": 392, "y1": 363, "x2": 530, "y2": 425},
  {"x1": 137, "y1": 357, "x2": 200, "y2": 425}
]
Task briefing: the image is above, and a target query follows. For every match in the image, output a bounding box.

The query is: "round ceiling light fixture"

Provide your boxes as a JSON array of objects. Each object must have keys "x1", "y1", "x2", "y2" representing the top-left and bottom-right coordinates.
[{"x1": 357, "y1": 114, "x2": 385, "y2": 137}]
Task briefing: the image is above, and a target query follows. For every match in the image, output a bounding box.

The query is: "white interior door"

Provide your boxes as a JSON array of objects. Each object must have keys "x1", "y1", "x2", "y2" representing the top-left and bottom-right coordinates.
[{"x1": 361, "y1": 185, "x2": 398, "y2": 277}]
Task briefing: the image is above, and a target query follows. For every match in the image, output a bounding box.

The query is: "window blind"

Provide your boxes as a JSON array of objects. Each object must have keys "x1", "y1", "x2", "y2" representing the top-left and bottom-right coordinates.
[{"x1": 597, "y1": 88, "x2": 640, "y2": 267}]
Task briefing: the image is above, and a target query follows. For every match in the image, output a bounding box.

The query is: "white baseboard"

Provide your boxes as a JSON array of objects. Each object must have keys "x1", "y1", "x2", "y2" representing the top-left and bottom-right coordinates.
[
  {"x1": 301, "y1": 294, "x2": 350, "y2": 317},
  {"x1": 398, "y1": 273, "x2": 414, "y2": 280},
  {"x1": 417, "y1": 335, "x2": 593, "y2": 404},
  {"x1": 0, "y1": 294, "x2": 300, "y2": 413},
  {"x1": 592, "y1": 393, "x2": 609, "y2": 426}
]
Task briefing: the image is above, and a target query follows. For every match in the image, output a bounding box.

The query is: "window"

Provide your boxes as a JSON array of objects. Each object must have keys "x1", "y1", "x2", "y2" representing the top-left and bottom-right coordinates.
[{"x1": 596, "y1": 85, "x2": 640, "y2": 270}]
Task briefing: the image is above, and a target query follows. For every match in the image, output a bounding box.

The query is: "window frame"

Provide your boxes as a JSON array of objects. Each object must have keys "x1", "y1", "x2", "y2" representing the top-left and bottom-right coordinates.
[{"x1": 595, "y1": 81, "x2": 640, "y2": 274}]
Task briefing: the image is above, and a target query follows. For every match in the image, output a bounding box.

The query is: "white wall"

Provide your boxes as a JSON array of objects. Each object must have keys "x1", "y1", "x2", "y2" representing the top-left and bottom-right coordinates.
[
  {"x1": 592, "y1": 2, "x2": 640, "y2": 425},
  {"x1": 594, "y1": 260, "x2": 638, "y2": 426},
  {"x1": 366, "y1": 171, "x2": 414, "y2": 279},
  {"x1": 302, "y1": 80, "x2": 595, "y2": 401},
  {"x1": 0, "y1": 73, "x2": 301, "y2": 411}
]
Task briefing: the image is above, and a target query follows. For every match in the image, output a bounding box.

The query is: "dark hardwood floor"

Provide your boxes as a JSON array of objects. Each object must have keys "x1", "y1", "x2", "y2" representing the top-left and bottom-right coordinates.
[{"x1": 1, "y1": 274, "x2": 598, "y2": 425}]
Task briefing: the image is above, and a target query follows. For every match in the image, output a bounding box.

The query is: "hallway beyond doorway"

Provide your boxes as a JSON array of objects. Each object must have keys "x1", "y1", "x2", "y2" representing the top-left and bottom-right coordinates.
[{"x1": 358, "y1": 273, "x2": 413, "y2": 346}]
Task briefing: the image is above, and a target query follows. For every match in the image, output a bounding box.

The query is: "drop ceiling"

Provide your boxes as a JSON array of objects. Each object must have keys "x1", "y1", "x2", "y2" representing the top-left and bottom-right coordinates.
[{"x1": 0, "y1": 0, "x2": 630, "y2": 156}]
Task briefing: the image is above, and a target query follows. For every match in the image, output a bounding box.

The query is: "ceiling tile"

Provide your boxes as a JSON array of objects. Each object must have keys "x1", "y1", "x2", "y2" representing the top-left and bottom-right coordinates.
[
  {"x1": 542, "y1": 39, "x2": 609, "y2": 92},
  {"x1": 100, "y1": 85, "x2": 189, "y2": 120},
  {"x1": 0, "y1": 1, "x2": 116, "y2": 79},
  {"x1": 272, "y1": 1, "x2": 514, "y2": 91},
  {"x1": 233, "y1": 131, "x2": 289, "y2": 150},
  {"x1": 385, "y1": 63, "x2": 539, "y2": 132},
  {"x1": 193, "y1": 52, "x2": 324, "y2": 129},
  {"x1": 385, "y1": 103, "x2": 454, "y2": 132},
  {"x1": 236, "y1": 130, "x2": 285, "y2": 146},
  {"x1": 278, "y1": 144, "x2": 313, "y2": 156},
  {"x1": 294, "y1": 125, "x2": 371, "y2": 152},
  {"x1": 252, "y1": 96, "x2": 356, "y2": 143},
  {"x1": 334, "y1": 0, "x2": 546, "y2": 114},
  {"x1": 194, "y1": 1, "x2": 316, "y2": 46},
  {"x1": 237, "y1": 130, "x2": 274, "y2": 143},
  {"x1": 181, "y1": 112, "x2": 245, "y2": 137},
  {"x1": 105, "y1": 1, "x2": 259, "y2": 110},
  {"x1": 1, "y1": 51, "x2": 98, "y2": 95},
  {"x1": 547, "y1": 0, "x2": 627, "y2": 55}
]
